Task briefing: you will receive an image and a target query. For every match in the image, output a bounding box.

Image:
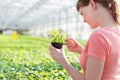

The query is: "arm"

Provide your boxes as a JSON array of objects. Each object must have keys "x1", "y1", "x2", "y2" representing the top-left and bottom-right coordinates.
[
  {"x1": 60, "y1": 55, "x2": 105, "y2": 80},
  {"x1": 60, "y1": 57, "x2": 85, "y2": 80},
  {"x1": 49, "y1": 44, "x2": 84, "y2": 80},
  {"x1": 49, "y1": 44, "x2": 104, "y2": 80},
  {"x1": 85, "y1": 56, "x2": 105, "y2": 80}
]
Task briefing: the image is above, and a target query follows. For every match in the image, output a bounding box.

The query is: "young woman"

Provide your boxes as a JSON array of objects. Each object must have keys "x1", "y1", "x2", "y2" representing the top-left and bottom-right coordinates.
[{"x1": 49, "y1": 0, "x2": 120, "y2": 80}]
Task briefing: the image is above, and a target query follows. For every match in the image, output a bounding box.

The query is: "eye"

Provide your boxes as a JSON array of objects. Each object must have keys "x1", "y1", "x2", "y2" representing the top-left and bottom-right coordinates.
[{"x1": 80, "y1": 13, "x2": 83, "y2": 15}]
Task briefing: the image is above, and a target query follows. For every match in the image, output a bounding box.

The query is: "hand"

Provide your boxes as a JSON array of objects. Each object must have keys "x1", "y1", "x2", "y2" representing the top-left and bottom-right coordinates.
[
  {"x1": 49, "y1": 44, "x2": 67, "y2": 63},
  {"x1": 66, "y1": 37, "x2": 82, "y2": 53}
]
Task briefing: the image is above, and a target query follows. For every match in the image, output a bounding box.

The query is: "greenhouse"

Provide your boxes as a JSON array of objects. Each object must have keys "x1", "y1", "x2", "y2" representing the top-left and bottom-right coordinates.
[
  {"x1": 0, "y1": 0, "x2": 120, "y2": 80},
  {"x1": 0, "y1": 0, "x2": 93, "y2": 40},
  {"x1": 0, "y1": 0, "x2": 87, "y2": 79}
]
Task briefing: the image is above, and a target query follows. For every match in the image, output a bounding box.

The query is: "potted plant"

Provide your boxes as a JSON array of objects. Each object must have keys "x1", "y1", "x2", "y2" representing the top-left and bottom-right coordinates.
[{"x1": 48, "y1": 29, "x2": 66, "y2": 49}]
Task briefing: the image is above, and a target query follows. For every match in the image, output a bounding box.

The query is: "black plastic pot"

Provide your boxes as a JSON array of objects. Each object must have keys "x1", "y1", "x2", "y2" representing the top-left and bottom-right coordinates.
[{"x1": 51, "y1": 42, "x2": 63, "y2": 49}]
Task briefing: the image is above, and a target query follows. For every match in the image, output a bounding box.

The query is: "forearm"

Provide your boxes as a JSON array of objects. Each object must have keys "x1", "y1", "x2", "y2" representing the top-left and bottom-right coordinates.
[{"x1": 60, "y1": 58, "x2": 85, "y2": 80}]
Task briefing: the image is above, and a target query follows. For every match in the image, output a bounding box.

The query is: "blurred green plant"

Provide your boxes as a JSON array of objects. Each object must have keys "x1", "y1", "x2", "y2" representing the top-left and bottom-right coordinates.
[{"x1": 0, "y1": 35, "x2": 84, "y2": 79}]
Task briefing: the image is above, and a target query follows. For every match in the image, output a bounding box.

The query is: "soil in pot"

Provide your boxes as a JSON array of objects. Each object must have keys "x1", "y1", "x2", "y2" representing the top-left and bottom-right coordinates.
[{"x1": 51, "y1": 42, "x2": 63, "y2": 49}]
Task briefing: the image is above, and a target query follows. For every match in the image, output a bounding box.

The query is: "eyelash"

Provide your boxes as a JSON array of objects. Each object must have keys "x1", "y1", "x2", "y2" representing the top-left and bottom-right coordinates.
[{"x1": 80, "y1": 13, "x2": 83, "y2": 15}]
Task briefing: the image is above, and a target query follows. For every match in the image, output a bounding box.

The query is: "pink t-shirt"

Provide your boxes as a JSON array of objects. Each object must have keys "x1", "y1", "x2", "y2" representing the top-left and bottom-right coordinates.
[{"x1": 80, "y1": 27, "x2": 120, "y2": 80}]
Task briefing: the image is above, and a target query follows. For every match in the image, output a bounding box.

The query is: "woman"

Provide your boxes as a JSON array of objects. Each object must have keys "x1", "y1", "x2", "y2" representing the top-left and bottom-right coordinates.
[{"x1": 49, "y1": 0, "x2": 120, "y2": 80}]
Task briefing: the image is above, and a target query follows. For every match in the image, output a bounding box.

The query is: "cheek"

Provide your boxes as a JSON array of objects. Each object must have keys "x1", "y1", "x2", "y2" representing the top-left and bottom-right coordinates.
[
  {"x1": 83, "y1": 14, "x2": 92, "y2": 22},
  {"x1": 82, "y1": 12, "x2": 99, "y2": 28}
]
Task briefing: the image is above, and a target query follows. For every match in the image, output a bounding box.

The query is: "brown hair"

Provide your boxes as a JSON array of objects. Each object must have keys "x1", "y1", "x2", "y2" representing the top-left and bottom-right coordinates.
[{"x1": 76, "y1": 0, "x2": 120, "y2": 25}]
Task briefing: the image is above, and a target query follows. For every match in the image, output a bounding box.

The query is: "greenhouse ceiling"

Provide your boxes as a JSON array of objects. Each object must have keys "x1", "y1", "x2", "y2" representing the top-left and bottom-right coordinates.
[{"x1": 0, "y1": 0, "x2": 77, "y2": 30}]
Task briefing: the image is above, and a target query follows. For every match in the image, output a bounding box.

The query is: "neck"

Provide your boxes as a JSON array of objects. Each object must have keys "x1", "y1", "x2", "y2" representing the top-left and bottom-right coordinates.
[{"x1": 95, "y1": 4, "x2": 117, "y2": 28}]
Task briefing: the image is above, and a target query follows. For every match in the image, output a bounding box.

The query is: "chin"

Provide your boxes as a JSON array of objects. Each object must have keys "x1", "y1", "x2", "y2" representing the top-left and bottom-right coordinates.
[{"x1": 90, "y1": 24, "x2": 99, "y2": 29}]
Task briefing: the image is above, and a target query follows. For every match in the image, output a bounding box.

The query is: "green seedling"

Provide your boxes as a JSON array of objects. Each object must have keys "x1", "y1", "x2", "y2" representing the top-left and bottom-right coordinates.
[
  {"x1": 48, "y1": 29, "x2": 66, "y2": 49},
  {"x1": 48, "y1": 29, "x2": 66, "y2": 44}
]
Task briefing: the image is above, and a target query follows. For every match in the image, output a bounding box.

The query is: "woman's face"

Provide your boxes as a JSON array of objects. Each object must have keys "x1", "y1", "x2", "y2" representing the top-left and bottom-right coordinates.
[{"x1": 79, "y1": 3, "x2": 99, "y2": 29}]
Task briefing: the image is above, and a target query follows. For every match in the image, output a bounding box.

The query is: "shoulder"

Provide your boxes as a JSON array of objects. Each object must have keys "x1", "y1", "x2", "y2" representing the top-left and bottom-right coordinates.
[
  {"x1": 89, "y1": 28, "x2": 106, "y2": 40},
  {"x1": 88, "y1": 28, "x2": 110, "y2": 46},
  {"x1": 90, "y1": 27, "x2": 111, "y2": 39}
]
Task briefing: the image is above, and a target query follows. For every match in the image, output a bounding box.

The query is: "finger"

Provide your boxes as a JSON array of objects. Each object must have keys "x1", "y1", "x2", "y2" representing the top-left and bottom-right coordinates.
[
  {"x1": 67, "y1": 43, "x2": 73, "y2": 48},
  {"x1": 66, "y1": 38, "x2": 72, "y2": 45},
  {"x1": 68, "y1": 36, "x2": 74, "y2": 41},
  {"x1": 67, "y1": 37, "x2": 72, "y2": 42},
  {"x1": 65, "y1": 39, "x2": 69, "y2": 44}
]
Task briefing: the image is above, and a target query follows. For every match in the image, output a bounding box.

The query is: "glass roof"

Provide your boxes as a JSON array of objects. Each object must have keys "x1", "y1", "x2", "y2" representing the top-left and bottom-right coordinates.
[
  {"x1": 0, "y1": 0, "x2": 77, "y2": 30},
  {"x1": 0, "y1": 0, "x2": 119, "y2": 30}
]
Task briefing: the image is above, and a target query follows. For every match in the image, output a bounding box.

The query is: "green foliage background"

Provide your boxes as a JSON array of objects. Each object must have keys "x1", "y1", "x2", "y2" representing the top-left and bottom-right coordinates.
[{"x1": 0, "y1": 35, "x2": 86, "y2": 80}]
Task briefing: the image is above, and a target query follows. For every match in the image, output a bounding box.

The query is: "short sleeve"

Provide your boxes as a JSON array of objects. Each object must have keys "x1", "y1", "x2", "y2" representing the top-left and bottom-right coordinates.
[{"x1": 87, "y1": 32, "x2": 109, "y2": 60}]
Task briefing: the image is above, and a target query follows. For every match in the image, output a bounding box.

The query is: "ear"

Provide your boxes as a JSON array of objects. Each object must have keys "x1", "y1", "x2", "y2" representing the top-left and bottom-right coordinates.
[{"x1": 89, "y1": 0, "x2": 97, "y2": 9}]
